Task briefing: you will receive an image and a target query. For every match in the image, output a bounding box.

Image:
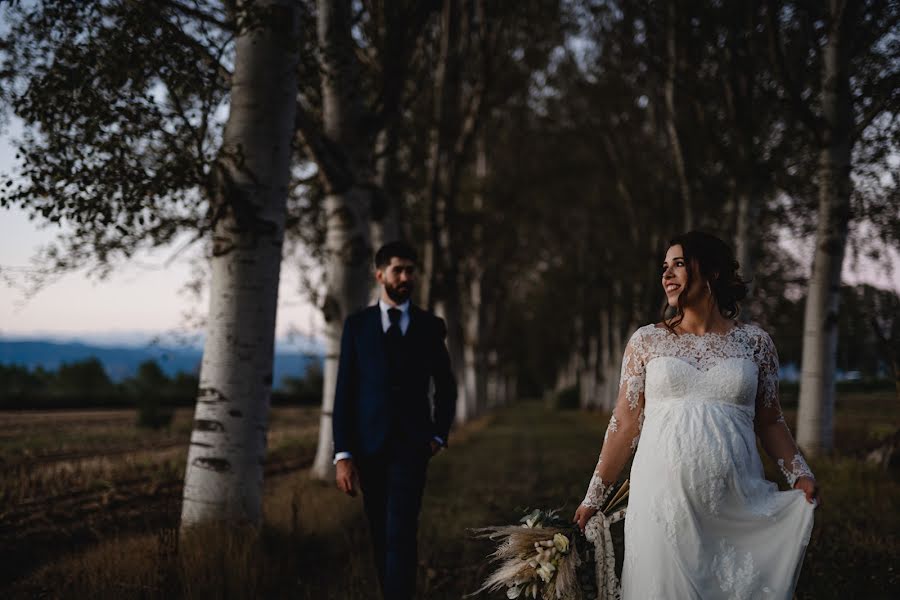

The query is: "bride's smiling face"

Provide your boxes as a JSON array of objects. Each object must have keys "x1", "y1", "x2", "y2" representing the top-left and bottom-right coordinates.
[{"x1": 662, "y1": 244, "x2": 703, "y2": 308}]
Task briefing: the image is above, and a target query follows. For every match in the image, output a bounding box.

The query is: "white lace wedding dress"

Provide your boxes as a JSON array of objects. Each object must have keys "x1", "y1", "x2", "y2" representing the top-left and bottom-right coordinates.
[{"x1": 581, "y1": 324, "x2": 816, "y2": 599}]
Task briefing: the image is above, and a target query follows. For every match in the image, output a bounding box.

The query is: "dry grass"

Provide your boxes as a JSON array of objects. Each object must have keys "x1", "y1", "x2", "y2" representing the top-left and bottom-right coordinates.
[
  {"x1": 0, "y1": 406, "x2": 320, "y2": 588},
  {"x1": 0, "y1": 407, "x2": 318, "y2": 505},
  {"x1": 3, "y1": 394, "x2": 898, "y2": 599}
]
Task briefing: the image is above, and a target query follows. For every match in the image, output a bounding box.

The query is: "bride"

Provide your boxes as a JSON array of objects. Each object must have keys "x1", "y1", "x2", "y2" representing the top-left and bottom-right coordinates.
[{"x1": 573, "y1": 231, "x2": 818, "y2": 599}]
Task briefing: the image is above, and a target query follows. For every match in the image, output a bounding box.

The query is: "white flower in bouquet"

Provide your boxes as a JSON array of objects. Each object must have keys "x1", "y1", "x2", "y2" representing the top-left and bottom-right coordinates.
[
  {"x1": 553, "y1": 533, "x2": 570, "y2": 553},
  {"x1": 536, "y1": 561, "x2": 556, "y2": 583}
]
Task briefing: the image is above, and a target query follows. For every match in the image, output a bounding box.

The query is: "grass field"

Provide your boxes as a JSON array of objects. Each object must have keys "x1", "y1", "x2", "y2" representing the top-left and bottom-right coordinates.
[{"x1": 3, "y1": 391, "x2": 898, "y2": 599}]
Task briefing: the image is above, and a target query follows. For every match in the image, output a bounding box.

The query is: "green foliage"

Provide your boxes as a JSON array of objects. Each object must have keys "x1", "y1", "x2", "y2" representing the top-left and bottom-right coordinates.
[
  {"x1": 0, "y1": 358, "x2": 121, "y2": 408},
  {"x1": 130, "y1": 360, "x2": 174, "y2": 429},
  {"x1": 763, "y1": 283, "x2": 900, "y2": 379},
  {"x1": 53, "y1": 357, "x2": 113, "y2": 396},
  {"x1": 551, "y1": 384, "x2": 580, "y2": 411},
  {"x1": 0, "y1": 356, "x2": 326, "y2": 411},
  {"x1": 0, "y1": 364, "x2": 51, "y2": 399},
  {"x1": 0, "y1": 358, "x2": 198, "y2": 410},
  {"x1": 0, "y1": 0, "x2": 230, "y2": 274}
]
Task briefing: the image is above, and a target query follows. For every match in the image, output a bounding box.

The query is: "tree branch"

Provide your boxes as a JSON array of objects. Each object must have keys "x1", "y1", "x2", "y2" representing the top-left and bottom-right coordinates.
[
  {"x1": 293, "y1": 98, "x2": 354, "y2": 193},
  {"x1": 159, "y1": 10, "x2": 233, "y2": 87},
  {"x1": 161, "y1": 0, "x2": 233, "y2": 31},
  {"x1": 765, "y1": 0, "x2": 825, "y2": 141},
  {"x1": 855, "y1": 72, "x2": 900, "y2": 138}
]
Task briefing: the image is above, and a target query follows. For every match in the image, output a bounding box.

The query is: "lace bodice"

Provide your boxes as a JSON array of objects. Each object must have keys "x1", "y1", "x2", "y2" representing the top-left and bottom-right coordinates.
[{"x1": 581, "y1": 323, "x2": 814, "y2": 509}]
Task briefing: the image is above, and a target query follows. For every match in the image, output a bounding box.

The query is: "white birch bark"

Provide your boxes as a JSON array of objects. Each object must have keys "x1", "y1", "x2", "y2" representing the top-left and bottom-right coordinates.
[
  {"x1": 312, "y1": 190, "x2": 373, "y2": 479},
  {"x1": 487, "y1": 349, "x2": 499, "y2": 408},
  {"x1": 797, "y1": 1, "x2": 853, "y2": 456},
  {"x1": 181, "y1": 0, "x2": 300, "y2": 527}
]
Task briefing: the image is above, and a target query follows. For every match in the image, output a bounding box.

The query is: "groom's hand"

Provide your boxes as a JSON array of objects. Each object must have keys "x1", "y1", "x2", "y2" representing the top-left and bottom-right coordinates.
[
  {"x1": 429, "y1": 440, "x2": 443, "y2": 456},
  {"x1": 335, "y1": 458, "x2": 358, "y2": 497}
]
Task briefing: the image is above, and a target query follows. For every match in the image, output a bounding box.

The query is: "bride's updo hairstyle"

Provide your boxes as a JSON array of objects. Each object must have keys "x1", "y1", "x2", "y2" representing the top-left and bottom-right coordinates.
[{"x1": 664, "y1": 231, "x2": 748, "y2": 333}]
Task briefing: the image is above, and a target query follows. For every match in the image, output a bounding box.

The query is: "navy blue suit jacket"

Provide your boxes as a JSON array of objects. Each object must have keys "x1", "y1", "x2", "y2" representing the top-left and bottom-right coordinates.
[{"x1": 332, "y1": 304, "x2": 457, "y2": 457}]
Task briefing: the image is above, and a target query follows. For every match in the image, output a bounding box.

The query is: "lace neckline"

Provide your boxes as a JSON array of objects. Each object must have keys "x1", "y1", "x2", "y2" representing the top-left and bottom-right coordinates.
[{"x1": 652, "y1": 322, "x2": 742, "y2": 339}]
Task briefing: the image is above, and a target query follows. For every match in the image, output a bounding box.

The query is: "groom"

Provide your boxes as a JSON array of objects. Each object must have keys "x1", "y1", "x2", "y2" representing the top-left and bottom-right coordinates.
[{"x1": 332, "y1": 240, "x2": 457, "y2": 600}]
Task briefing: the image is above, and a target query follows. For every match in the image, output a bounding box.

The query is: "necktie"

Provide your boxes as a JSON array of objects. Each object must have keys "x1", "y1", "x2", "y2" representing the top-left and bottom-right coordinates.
[{"x1": 387, "y1": 308, "x2": 402, "y2": 339}]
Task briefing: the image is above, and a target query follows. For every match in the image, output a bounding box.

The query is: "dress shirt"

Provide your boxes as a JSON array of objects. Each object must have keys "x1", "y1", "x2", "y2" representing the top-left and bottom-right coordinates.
[{"x1": 379, "y1": 298, "x2": 411, "y2": 335}]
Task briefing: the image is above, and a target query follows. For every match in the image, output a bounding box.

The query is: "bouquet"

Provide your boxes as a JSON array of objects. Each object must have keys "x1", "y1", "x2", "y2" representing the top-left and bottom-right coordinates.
[{"x1": 471, "y1": 480, "x2": 629, "y2": 600}]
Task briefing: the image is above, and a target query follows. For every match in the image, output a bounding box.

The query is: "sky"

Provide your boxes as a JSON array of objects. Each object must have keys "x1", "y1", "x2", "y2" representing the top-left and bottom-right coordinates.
[
  {"x1": 0, "y1": 118, "x2": 324, "y2": 349},
  {"x1": 1, "y1": 116, "x2": 898, "y2": 348},
  {"x1": 0, "y1": 203, "x2": 325, "y2": 348}
]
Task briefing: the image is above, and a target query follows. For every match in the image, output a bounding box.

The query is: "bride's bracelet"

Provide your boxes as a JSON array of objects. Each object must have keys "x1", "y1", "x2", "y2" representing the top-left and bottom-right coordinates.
[
  {"x1": 777, "y1": 453, "x2": 815, "y2": 487},
  {"x1": 582, "y1": 471, "x2": 614, "y2": 509}
]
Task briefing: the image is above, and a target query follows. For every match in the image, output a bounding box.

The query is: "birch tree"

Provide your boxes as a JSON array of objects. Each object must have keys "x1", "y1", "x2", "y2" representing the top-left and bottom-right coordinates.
[
  {"x1": 302, "y1": 0, "x2": 375, "y2": 479},
  {"x1": 299, "y1": 0, "x2": 439, "y2": 478},
  {"x1": 795, "y1": 6, "x2": 853, "y2": 456},
  {"x1": 768, "y1": 0, "x2": 899, "y2": 455},
  {"x1": 180, "y1": 0, "x2": 300, "y2": 526},
  {"x1": 0, "y1": 0, "x2": 303, "y2": 524}
]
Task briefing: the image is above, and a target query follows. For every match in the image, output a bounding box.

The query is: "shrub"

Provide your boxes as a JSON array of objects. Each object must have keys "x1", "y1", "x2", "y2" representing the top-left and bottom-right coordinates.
[{"x1": 553, "y1": 384, "x2": 580, "y2": 410}]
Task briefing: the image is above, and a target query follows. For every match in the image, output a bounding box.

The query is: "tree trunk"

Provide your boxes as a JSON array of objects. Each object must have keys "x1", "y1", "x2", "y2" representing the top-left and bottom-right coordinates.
[
  {"x1": 506, "y1": 374, "x2": 517, "y2": 406},
  {"x1": 180, "y1": 0, "x2": 300, "y2": 527},
  {"x1": 370, "y1": 125, "x2": 403, "y2": 250},
  {"x1": 797, "y1": 3, "x2": 853, "y2": 456},
  {"x1": 598, "y1": 306, "x2": 613, "y2": 410},
  {"x1": 436, "y1": 295, "x2": 467, "y2": 423},
  {"x1": 463, "y1": 134, "x2": 488, "y2": 418},
  {"x1": 599, "y1": 282, "x2": 629, "y2": 411},
  {"x1": 426, "y1": 0, "x2": 469, "y2": 422},
  {"x1": 311, "y1": 190, "x2": 374, "y2": 480},
  {"x1": 422, "y1": 0, "x2": 460, "y2": 311},
  {"x1": 734, "y1": 187, "x2": 761, "y2": 297},
  {"x1": 497, "y1": 371, "x2": 508, "y2": 406},
  {"x1": 487, "y1": 350, "x2": 500, "y2": 407},
  {"x1": 579, "y1": 336, "x2": 599, "y2": 409},
  {"x1": 311, "y1": 0, "x2": 375, "y2": 479},
  {"x1": 665, "y1": 0, "x2": 693, "y2": 231}
]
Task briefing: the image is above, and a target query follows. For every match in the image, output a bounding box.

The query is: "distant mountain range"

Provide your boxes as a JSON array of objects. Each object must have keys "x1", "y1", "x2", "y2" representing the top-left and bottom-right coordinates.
[{"x1": 0, "y1": 338, "x2": 323, "y2": 390}]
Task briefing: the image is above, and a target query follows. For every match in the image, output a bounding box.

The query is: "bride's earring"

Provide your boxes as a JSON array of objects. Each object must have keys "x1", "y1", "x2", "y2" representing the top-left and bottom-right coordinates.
[{"x1": 706, "y1": 281, "x2": 712, "y2": 295}]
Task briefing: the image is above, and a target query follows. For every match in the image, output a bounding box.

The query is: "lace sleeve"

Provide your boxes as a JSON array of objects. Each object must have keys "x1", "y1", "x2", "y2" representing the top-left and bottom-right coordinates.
[
  {"x1": 581, "y1": 328, "x2": 648, "y2": 509},
  {"x1": 753, "y1": 330, "x2": 815, "y2": 486}
]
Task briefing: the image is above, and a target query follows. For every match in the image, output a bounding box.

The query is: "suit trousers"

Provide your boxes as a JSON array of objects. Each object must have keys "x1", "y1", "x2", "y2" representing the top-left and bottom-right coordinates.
[{"x1": 357, "y1": 435, "x2": 431, "y2": 600}]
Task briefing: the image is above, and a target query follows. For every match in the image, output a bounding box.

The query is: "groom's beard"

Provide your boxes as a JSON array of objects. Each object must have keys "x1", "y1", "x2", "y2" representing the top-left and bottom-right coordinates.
[{"x1": 385, "y1": 281, "x2": 412, "y2": 304}]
